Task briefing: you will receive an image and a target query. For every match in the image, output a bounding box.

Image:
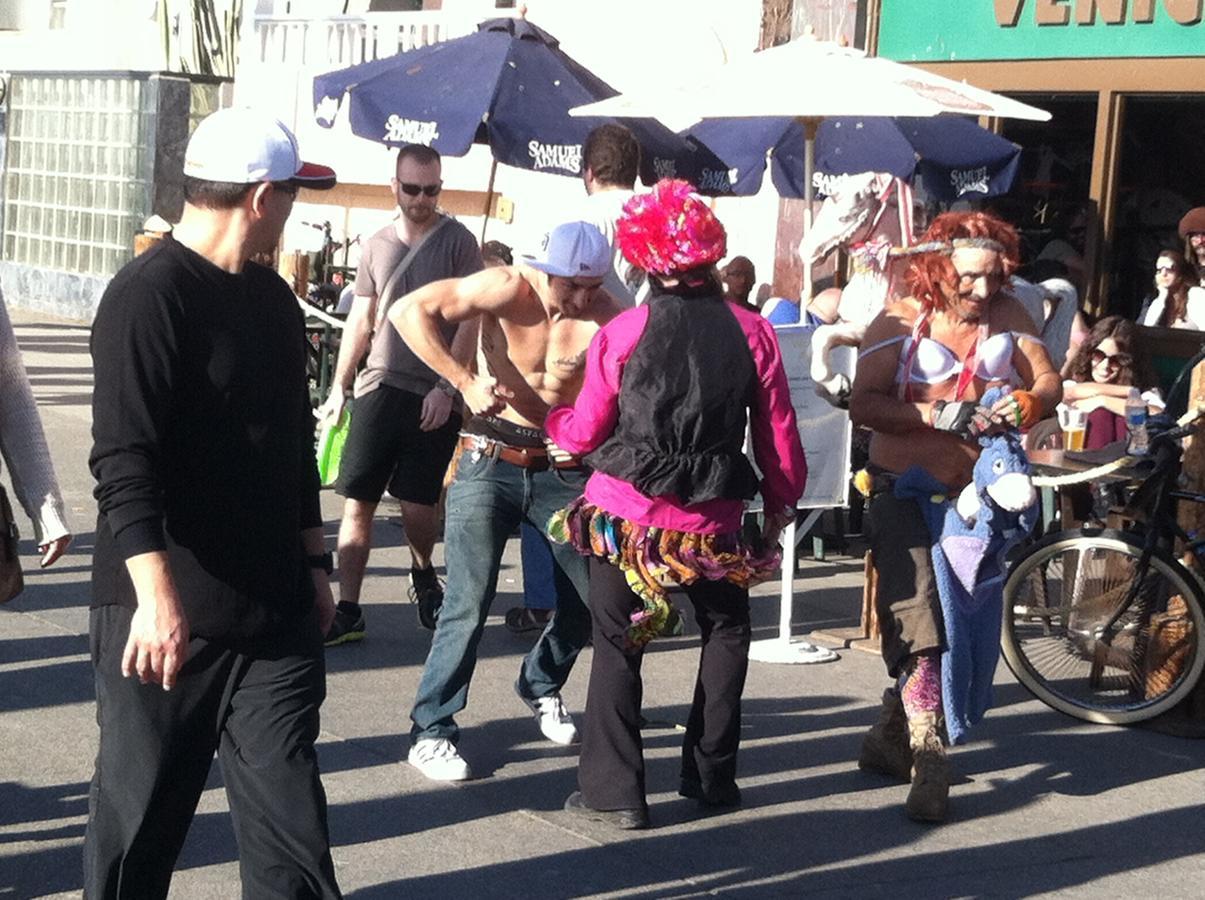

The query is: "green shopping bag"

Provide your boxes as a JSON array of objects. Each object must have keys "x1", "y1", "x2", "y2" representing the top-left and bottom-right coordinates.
[{"x1": 316, "y1": 406, "x2": 351, "y2": 487}]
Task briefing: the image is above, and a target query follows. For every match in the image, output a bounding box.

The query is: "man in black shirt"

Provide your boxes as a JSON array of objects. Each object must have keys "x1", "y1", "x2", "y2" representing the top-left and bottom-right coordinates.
[{"x1": 85, "y1": 108, "x2": 341, "y2": 899}]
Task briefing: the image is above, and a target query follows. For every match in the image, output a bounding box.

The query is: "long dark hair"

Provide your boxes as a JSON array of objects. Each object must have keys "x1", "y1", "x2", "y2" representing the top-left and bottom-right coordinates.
[
  {"x1": 1154, "y1": 249, "x2": 1195, "y2": 327},
  {"x1": 1066, "y1": 315, "x2": 1155, "y2": 389}
]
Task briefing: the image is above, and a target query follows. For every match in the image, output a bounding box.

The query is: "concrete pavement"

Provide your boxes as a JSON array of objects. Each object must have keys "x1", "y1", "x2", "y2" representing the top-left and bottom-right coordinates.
[{"x1": 2, "y1": 308, "x2": 1203, "y2": 899}]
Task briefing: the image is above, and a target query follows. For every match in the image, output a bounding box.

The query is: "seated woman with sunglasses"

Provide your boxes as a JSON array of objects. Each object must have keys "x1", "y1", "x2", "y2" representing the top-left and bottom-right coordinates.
[
  {"x1": 1062, "y1": 315, "x2": 1163, "y2": 450},
  {"x1": 1139, "y1": 249, "x2": 1205, "y2": 330}
]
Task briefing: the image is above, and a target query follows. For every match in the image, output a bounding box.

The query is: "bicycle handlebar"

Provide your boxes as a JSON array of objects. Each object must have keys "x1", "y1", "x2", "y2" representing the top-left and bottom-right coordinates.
[{"x1": 1148, "y1": 405, "x2": 1204, "y2": 453}]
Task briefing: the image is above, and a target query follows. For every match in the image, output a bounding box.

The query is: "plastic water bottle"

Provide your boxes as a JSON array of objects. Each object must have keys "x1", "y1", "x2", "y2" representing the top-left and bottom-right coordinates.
[{"x1": 1126, "y1": 387, "x2": 1149, "y2": 456}]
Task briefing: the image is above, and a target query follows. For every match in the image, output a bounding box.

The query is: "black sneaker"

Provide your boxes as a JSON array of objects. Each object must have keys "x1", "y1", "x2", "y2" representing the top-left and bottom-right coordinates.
[
  {"x1": 563, "y1": 791, "x2": 649, "y2": 830},
  {"x1": 678, "y1": 776, "x2": 741, "y2": 809},
  {"x1": 409, "y1": 567, "x2": 443, "y2": 631},
  {"x1": 504, "y1": 606, "x2": 553, "y2": 634},
  {"x1": 324, "y1": 602, "x2": 365, "y2": 647}
]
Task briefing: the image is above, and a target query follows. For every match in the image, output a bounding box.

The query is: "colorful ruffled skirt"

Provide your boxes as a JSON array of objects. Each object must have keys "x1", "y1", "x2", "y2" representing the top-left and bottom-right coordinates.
[{"x1": 547, "y1": 497, "x2": 782, "y2": 647}]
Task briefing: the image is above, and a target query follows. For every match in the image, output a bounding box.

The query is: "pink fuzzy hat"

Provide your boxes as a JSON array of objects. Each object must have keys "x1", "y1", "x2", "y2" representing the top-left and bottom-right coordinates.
[{"x1": 616, "y1": 179, "x2": 727, "y2": 276}]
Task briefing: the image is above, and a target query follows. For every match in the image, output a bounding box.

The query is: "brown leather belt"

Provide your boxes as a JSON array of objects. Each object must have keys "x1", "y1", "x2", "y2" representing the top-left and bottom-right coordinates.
[{"x1": 459, "y1": 434, "x2": 582, "y2": 471}]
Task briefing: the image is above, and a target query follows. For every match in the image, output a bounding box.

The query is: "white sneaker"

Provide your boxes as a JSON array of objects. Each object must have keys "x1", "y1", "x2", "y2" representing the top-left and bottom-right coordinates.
[
  {"x1": 524, "y1": 692, "x2": 579, "y2": 745},
  {"x1": 408, "y1": 738, "x2": 471, "y2": 781}
]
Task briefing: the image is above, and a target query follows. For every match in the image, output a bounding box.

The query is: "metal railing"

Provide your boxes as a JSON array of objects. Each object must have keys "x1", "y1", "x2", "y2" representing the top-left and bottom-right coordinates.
[{"x1": 250, "y1": 9, "x2": 516, "y2": 69}]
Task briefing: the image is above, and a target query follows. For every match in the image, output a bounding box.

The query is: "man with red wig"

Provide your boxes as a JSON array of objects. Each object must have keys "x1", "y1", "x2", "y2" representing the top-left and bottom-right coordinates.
[
  {"x1": 849, "y1": 211, "x2": 1061, "y2": 822},
  {"x1": 545, "y1": 180, "x2": 807, "y2": 829}
]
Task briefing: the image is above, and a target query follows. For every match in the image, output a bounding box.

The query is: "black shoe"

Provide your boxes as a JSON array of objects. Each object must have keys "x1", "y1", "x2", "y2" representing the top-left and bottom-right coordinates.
[
  {"x1": 324, "y1": 602, "x2": 366, "y2": 647},
  {"x1": 678, "y1": 777, "x2": 741, "y2": 808},
  {"x1": 563, "y1": 791, "x2": 649, "y2": 830},
  {"x1": 504, "y1": 606, "x2": 554, "y2": 634},
  {"x1": 409, "y1": 567, "x2": 443, "y2": 631}
]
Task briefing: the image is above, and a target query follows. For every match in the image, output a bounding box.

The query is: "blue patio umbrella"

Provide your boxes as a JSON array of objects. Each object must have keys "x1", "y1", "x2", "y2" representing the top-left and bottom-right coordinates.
[
  {"x1": 657, "y1": 114, "x2": 1020, "y2": 201},
  {"x1": 312, "y1": 16, "x2": 712, "y2": 185},
  {"x1": 772, "y1": 115, "x2": 1021, "y2": 202}
]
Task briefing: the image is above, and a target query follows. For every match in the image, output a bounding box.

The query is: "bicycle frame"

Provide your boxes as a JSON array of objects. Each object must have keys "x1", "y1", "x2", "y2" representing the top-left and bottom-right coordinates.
[{"x1": 1091, "y1": 429, "x2": 1202, "y2": 690}]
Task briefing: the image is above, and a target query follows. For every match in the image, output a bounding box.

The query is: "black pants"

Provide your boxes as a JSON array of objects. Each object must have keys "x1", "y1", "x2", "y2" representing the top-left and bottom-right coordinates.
[
  {"x1": 578, "y1": 558, "x2": 751, "y2": 811},
  {"x1": 83, "y1": 605, "x2": 341, "y2": 900}
]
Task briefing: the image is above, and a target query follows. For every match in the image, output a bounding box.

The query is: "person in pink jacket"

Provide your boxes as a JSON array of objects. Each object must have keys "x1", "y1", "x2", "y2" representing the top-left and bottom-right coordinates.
[{"x1": 546, "y1": 179, "x2": 807, "y2": 829}]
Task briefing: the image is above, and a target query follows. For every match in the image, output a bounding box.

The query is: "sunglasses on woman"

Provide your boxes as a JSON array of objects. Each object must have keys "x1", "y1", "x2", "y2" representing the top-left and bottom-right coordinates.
[
  {"x1": 1091, "y1": 348, "x2": 1132, "y2": 369},
  {"x1": 1155, "y1": 265, "x2": 1175, "y2": 274},
  {"x1": 398, "y1": 182, "x2": 442, "y2": 197}
]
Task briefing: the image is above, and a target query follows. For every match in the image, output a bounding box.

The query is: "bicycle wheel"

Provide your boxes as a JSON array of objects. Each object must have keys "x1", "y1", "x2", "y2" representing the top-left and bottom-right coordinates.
[{"x1": 1002, "y1": 529, "x2": 1205, "y2": 724}]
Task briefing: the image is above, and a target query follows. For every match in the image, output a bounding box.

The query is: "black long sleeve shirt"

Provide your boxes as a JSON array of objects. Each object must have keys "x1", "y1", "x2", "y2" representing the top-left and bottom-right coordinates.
[{"x1": 89, "y1": 236, "x2": 322, "y2": 640}]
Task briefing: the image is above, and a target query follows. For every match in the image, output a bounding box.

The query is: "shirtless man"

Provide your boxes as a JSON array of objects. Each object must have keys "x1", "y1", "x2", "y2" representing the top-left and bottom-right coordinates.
[
  {"x1": 390, "y1": 221, "x2": 620, "y2": 781},
  {"x1": 849, "y1": 211, "x2": 1060, "y2": 822}
]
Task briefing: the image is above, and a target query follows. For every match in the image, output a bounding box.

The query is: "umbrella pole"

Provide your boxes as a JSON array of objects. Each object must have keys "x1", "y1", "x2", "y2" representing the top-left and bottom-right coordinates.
[
  {"x1": 480, "y1": 157, "x2": 499, "y2": 245},
  {"x1": 800, "y1": 116, "x2": 819, "y2": 302}
]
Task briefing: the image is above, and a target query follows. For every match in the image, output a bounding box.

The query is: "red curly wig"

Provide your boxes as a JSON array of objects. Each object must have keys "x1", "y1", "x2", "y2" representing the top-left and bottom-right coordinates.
[{"x1": 904, "y1": 211, "x2": 1021, "y2": 312}]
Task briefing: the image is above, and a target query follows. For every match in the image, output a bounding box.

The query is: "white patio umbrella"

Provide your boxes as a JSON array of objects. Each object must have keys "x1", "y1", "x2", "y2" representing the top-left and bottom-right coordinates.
[
  {"x1": 572, "y1": 38, "x2": 1051, "y2": 666},
  {"x1": 572, "y1": 37, "x2": 1051, "y2": 295}
]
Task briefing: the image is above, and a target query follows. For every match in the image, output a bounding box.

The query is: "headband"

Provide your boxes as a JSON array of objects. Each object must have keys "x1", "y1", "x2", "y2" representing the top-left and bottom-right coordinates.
[{"x1": 890, "y1": 237, "x2": 1009, "y2": 258}]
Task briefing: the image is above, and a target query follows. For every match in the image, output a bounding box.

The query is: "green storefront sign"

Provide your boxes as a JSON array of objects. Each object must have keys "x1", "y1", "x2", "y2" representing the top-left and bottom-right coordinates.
[{"x1": 878, "y1": 0, "x2": 1205, "y2": 61}]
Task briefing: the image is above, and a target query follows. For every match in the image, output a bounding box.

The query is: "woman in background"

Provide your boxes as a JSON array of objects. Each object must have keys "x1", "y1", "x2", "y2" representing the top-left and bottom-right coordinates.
[
  {"x1": 1139, "y1": 250, "x2": 1205, "y2": 330},
  {"x1": 1062, "y1": 315, "x2": 1162, "y2": 450},
  {"x1": 0, "y1": 290, "x2": 72, "y2": 571}
]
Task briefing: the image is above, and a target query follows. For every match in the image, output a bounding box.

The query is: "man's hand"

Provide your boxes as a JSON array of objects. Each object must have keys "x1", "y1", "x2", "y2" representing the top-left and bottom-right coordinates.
[
  {"x1": 38, "y1": 534, "x2": 71, "y2": 568},
  {"x1": 986, "y1": 392, "x2": 1022, "y2": 428},
  {"x1": 317, "y1": 389, "x2": 347, "y2": 427},
  {"x1": 312, "y1": 569, "x2": 336, "y2": 636},
  {"x1": 122, "y1": 588, "x2": 190, "y2": 690},
  {"x1": 461, "y1": 374, "x2": 514, "y2": 417},
  {"x1": 762, "y1": 509, "x2": 795, "y2": 548},
  {"x1": 931, "y1": 400, "x2": 992, "y2": 439},
  {"x1": 419, "y1": 387, "x2": 454, "y2": 432}
]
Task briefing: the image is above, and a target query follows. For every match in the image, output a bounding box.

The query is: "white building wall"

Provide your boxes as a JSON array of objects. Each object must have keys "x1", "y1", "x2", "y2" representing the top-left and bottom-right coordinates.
[{"x1": 0, "y1": 0, "x2": 163, "y2": 70}]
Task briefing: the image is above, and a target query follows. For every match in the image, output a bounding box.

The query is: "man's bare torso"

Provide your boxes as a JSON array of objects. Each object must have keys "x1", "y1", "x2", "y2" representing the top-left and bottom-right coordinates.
[{"x1": 477, "y1": 268, "x2": 620, "y2": 430}]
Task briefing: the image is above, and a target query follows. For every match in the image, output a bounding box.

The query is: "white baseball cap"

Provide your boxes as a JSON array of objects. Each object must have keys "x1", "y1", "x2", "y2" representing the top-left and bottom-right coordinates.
[
  {"x1": 183, "y1": 107, "x2": 336, "y2": 190},
  {"x1": 524, "y1": 221, "x2": 610, "y2": 279}
]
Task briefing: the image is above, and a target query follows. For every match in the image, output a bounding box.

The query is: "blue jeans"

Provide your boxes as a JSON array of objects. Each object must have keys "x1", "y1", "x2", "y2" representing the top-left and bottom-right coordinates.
[
  {"x1": 409, "y1": 452, "x2": 592, "y2": 743},
  {"x1": 520, "y1": 522, "x2": 558, "y2": 611}
]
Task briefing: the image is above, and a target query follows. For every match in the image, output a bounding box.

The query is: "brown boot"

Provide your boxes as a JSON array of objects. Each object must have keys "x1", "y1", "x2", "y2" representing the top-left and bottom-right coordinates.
[
  {"x1": 905, "y1": 711, "x2": 949, "y2": 823},
  {"x1": 858, "y1": 689, "x2": 912, "y2": 782}
]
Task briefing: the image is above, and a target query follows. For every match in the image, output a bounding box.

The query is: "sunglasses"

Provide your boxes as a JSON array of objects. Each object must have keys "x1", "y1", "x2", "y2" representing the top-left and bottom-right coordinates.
[
  {"x1": 1155, "y1": 265, "x2": 1176, "y2": 274},
  {"x1": 398, "y1": 181, "x2": 442, "y2": 197},
  {"x1": 1091, "y1": 348, "x2": 1132, "y2": 369}
]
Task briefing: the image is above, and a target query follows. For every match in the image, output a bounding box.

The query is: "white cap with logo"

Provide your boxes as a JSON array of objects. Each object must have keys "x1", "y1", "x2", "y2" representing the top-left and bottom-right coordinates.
[
  {"x1": 183, "y1": 107, "x2": 336, "y2": 190},
  {"x1": 524, "y1": 221, "x2": 610, "y2": 279}
]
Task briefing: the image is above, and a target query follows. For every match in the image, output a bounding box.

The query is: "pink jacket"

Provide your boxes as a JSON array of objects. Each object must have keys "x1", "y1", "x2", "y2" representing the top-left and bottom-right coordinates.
[{"x1": 546, "y1": 301, "x2": 807, "y2": 533}]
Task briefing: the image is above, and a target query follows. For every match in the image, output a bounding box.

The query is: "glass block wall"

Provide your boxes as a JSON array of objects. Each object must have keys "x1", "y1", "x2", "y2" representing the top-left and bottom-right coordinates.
[{"x1": 2, "y1": 74, "x2": 155, "y2": 279}]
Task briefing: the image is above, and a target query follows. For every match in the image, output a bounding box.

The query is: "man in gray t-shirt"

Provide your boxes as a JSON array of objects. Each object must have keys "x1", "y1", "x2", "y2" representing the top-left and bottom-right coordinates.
[{"x1": 316, "y1": 145, "x2": 481, "y2": 646}]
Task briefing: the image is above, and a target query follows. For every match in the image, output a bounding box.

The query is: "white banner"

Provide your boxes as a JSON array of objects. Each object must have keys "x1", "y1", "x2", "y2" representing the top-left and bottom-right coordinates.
[{"x1": 748, "y1": 323, "x2": 854, "y2": 511}]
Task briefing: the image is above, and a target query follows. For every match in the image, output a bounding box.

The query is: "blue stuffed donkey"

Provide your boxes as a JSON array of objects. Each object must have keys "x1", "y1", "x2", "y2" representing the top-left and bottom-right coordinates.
[{"x1": 893, "y1": 387, "x2": 1039, "y2": 744}]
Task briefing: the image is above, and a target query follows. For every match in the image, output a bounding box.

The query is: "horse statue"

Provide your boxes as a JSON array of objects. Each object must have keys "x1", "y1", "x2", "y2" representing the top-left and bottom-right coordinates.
[{"x1": 804, "y1": 172, "x2": 915, "y2": 408}]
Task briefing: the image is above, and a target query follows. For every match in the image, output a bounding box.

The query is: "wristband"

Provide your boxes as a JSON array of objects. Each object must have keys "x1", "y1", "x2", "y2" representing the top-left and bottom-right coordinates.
[
  {"x1": 435, "y1": 378, "x2": 459, "y2": 399},
  {"x1": 306, "y1": 551, "x2": 334, "y2": 575}
]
